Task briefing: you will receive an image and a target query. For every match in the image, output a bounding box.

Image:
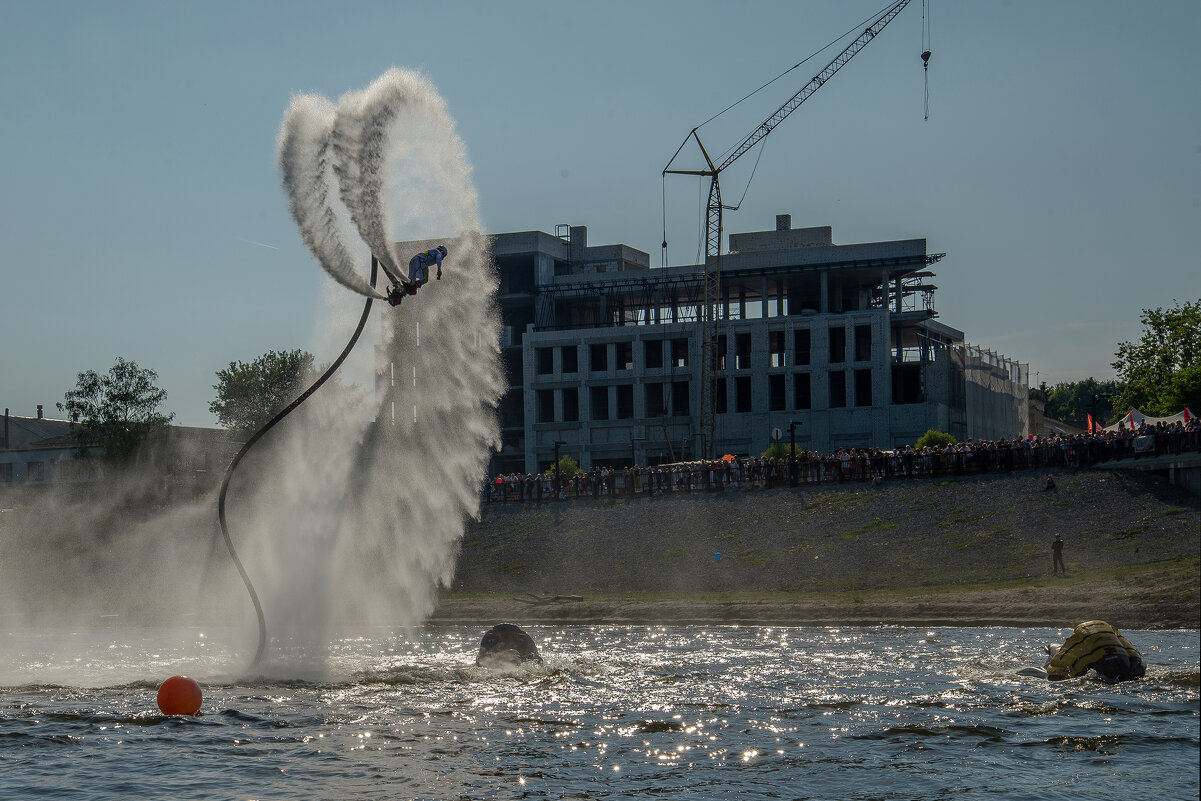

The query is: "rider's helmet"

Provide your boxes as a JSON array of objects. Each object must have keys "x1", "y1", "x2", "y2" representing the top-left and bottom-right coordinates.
[{"x1": 437, "y1": 245, "x2": 448, "y2": 256}]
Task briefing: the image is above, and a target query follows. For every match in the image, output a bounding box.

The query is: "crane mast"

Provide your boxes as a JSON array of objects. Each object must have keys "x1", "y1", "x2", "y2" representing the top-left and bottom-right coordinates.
[{"x1": 663, "y1": 0, "x2": 913, "y2": 459}]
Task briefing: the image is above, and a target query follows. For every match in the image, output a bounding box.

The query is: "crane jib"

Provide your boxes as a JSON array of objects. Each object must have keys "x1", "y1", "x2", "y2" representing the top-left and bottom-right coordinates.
[
  {"x1": 662, "y1": 0, "x2": 915, "y2": 459},
  {"x1": 716, "y1": 0, "x2": 910, "y2": 173}
]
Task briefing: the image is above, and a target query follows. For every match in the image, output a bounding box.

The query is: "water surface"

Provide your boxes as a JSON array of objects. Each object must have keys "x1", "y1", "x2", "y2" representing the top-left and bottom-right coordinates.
[{"x1": 2, "y1": 625, "x2": 1197, "y2": 800}]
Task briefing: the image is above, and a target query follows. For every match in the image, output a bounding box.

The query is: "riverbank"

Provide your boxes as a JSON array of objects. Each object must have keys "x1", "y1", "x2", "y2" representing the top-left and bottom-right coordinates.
[
  {"x1": 436, "y1": 469, "x2": 1200, "y2": 630},
  {"x1": 431, "y1": 558, "x2": 1199, "y2": 629}
]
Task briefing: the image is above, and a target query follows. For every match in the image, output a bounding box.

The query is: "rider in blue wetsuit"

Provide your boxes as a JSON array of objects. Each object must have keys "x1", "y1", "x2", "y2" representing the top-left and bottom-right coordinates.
[{"x1": 387, "y1": 245, "x2": 447, "y2": 306}]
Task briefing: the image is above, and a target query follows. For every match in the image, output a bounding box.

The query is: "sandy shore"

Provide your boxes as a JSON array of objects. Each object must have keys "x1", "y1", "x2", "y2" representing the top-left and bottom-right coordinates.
[{"x1": 430, "y1": 561, "x2": 1199, "y2": 630}]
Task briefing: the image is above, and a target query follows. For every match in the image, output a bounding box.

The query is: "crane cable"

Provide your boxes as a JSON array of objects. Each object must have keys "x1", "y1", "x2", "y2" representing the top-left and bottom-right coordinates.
[
  {"x1": 217, "y1": 257, "x2": 379, "y2": 669},
  {"x1": 698, "y1": 3, "x2": 889, "y2": 144},
  {"x1": 922, "y1": 0, "x2": 932, "y2": 120},
  {"x1": 661, "y1": 1, "x2": 896, "y2": 266}
]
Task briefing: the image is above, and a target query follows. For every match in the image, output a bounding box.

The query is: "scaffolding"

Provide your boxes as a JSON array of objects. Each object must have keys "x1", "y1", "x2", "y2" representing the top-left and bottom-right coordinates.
[
  {"x1": 957, "y1": 343, "x2": 1029, "y2": 440},
  {"x1": 533, "y1": 253, "x2": 943, "y2": 333}
]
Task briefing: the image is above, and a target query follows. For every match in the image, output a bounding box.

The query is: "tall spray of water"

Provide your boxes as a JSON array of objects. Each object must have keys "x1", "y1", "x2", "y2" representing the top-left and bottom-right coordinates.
[
  {"x1": 328, "y1": 75, "x2": 404, "y2": 284},
  {"x1": 218, "y1": 68, "x2": 502, "y2": 666},
  {"x1": 279, "y1": 94, "x2": 384, "y2": 299}
]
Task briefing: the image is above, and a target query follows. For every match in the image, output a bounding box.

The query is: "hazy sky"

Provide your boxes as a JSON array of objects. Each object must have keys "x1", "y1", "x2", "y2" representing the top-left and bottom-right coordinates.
[{"x1": 2, "y1": 0, "x2": 1198, "y2": 427}]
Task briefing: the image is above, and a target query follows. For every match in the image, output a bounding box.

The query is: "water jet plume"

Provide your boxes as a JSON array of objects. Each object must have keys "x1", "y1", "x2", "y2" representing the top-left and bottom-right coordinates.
[
  {"x1": 224, "y1": 67, "x2": 503, "y2": 667},
  {"x1": 278, "y1": 93, "x2": 383, "y2": 299}
]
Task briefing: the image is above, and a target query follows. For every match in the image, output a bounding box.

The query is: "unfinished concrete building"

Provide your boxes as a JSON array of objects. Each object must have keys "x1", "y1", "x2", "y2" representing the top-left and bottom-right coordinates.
[{"x1": 454, "y1": 216, "x2": 1026, "y2": 474}]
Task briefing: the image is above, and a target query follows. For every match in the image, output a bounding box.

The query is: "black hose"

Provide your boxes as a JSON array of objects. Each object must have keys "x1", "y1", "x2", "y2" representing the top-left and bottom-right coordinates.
[{"x1": 217, "y1": 257, "x2": 379, "y2": 668}]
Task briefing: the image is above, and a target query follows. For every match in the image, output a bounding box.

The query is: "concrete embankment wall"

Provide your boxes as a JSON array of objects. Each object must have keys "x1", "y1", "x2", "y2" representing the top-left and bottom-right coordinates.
[
  {"x1": 1103, "y1": 453, "x2": 1201, "y2": 497},
  {"x1": 450, "y1": 469, "x2": 1200, "y2": 596}
]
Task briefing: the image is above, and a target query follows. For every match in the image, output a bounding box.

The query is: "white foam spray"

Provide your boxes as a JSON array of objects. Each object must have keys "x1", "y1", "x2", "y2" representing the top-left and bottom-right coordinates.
[
  {"x1": 329, "y1": 70, "x2": 406, "y2": 284},
  {"x1": 278, "y1": 94, "x2": 383, "y2": 299}
]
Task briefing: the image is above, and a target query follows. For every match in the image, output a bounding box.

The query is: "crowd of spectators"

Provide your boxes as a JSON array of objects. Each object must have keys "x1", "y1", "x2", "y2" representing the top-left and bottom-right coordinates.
[{"x1": 483, "y1": 418, "x2": 1200, "y2": 504}]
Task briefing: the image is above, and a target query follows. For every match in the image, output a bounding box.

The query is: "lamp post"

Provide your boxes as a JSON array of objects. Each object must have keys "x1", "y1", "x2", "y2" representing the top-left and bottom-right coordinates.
[
  {"x1": 553, "y1": 440, "x2": 566, "y2": 499},
  {"x1": 789, "y1": 420, "x2": 803, "y2": 486}
]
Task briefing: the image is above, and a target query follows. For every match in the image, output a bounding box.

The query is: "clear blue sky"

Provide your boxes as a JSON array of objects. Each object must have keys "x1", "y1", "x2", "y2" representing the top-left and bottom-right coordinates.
[{"x1": 2, "y1": 1, "x2": 1198, "y2": 427}]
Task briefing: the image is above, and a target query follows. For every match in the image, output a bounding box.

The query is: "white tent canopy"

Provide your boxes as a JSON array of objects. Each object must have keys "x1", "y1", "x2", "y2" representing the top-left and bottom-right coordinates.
[{"x1": 1103, "y1": 407, "x2": 1195, "y2": 432}]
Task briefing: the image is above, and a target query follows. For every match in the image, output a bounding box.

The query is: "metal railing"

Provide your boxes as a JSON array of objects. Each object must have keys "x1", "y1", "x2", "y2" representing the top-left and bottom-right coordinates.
[{"x1": 482, "y1": 425, "x2": 1200, "y2": 504}]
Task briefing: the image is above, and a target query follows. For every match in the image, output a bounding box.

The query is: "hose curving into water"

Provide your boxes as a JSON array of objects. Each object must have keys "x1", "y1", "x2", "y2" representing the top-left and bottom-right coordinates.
[{"x1": 217, "y1": 257, "x2": 379, "y2": 668}]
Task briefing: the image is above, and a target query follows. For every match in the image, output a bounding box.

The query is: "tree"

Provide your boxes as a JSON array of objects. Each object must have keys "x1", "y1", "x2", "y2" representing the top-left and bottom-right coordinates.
[
  {"x1": 1044, "y1": 378, "x2": 1121, "y2": 426},
  {"x1": 543, "y1": 456, "x2": 582, "y2": 479},
  {"x1": 209, "y1": 349, "x2": 316, "y2": 433},
  {"x1": 57, "y1": 356, "x2": 175, "y2": 464},
  {"x1": 915, "y1": 430, "x2": 956, "y2": 449},
  {"x1": 1158, "y1": 364, "x2": 1201, "y2": 415},
  {"x1": 761, "y1": 443, "x2": 800, "y2": 459},
  {"x1": 1111, "y1": 299, "x2": 1201, "y2": 417},
  {"x1": 210, "y1": 349, "x2": 364, "y2": 433}
]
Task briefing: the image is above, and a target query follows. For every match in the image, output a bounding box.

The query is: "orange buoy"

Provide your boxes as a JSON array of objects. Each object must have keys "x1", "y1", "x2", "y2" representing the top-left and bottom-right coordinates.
[{"x1": 157, "y1": 675, "x2": 203, "y2": 716}]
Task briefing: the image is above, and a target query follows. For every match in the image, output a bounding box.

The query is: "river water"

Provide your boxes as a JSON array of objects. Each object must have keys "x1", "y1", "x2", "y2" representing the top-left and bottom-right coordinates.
[{"x1": 1, "y1": 625, "x2": 1197, "y2": 800}]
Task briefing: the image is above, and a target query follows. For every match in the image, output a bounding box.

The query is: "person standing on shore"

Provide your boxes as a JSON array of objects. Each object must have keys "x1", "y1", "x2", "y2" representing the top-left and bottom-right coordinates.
[{"x1": 1052, "y1": 534, "x2": 1066, "y2": 575}]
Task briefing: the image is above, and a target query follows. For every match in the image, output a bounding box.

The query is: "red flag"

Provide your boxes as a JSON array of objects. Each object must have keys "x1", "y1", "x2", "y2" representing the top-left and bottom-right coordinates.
[
  {"x1": 1184, "y1": 407, "x2": 1194, "y2": 423},
  {"x1": 1087, "y1": 413, "x2": 1096, "y2": 433}
]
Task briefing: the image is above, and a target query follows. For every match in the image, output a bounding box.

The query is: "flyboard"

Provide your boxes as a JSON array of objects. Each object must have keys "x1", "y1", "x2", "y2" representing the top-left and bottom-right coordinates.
[
  {"x1": 382, "y1": 252, "x2": 443, "y2": 306},
  {"x1": 378, "y1": 260, "x2": 411, "y2": 306},
  {"x1": 385, "y1": 278, "x2": 416, "y2": 306}
]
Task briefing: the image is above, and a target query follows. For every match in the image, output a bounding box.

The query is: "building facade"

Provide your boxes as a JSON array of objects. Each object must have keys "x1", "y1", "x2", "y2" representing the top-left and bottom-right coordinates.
[
  {"x1": 0, "y1": 406, "x2": 100, "y2": 487},
  {"x1": 486, "y1": 216, "x2": 1026, "y2": 475},
  {"x1": 1, "y1": 406, "x2": 240, "y2": 497}
]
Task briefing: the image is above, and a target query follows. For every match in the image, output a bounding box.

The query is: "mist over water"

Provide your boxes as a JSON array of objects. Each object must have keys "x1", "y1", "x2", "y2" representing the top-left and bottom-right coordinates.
[{"x1": 0, "y1": 68, "x2": 501, "y2": 676}]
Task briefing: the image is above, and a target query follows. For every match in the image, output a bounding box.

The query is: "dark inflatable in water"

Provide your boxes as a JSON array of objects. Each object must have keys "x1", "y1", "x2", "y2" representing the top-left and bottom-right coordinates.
[
  {"x1": 476, "y1": 624, "x2": 542, "y2": 667},
  {"x1": 1032, "y1": 620, "x2": 1146, "y2": 682}
]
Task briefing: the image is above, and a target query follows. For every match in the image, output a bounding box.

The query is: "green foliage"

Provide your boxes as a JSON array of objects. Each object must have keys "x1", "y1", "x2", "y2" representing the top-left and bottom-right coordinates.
[
  {"x1": 915, "y1": 430, "x2": 956, "y2": 449},
  {"x1": 57, "y1": 356, "x2": 175, "y2": 465},
  {"x1": 544, "y1": 455, "x2": 583, "y2": 478},
  {"x1": 1111, "y1": 299, "x2": 1201, "y2": 417},
  {"x1": 1044, "y1": 378, "x2": 1121, "y2": 426},
  {"x1": 1158, "y1": 364, "x2": 1201, "y2": 416},
  {"x1": 209, "y1": 349, "x2": 359, "y2": 433},
  {"x1": 761, "y1": 443, "x2": 799, "y2": 459},
  {"x1": 210, "y1": 349, "x2": 313, "y2": 432}
]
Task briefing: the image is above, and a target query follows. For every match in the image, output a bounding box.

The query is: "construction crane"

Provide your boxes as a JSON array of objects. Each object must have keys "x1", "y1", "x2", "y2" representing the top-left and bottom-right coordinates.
[{"x1": 663, "y1": 0, "x2": 916, "y2": 459}]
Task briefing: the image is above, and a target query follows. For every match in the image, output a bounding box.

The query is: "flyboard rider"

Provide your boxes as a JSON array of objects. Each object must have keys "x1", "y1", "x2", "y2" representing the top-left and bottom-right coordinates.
[{"x1": 387, "y1": 245, "x2": 446, "y2": 306}]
